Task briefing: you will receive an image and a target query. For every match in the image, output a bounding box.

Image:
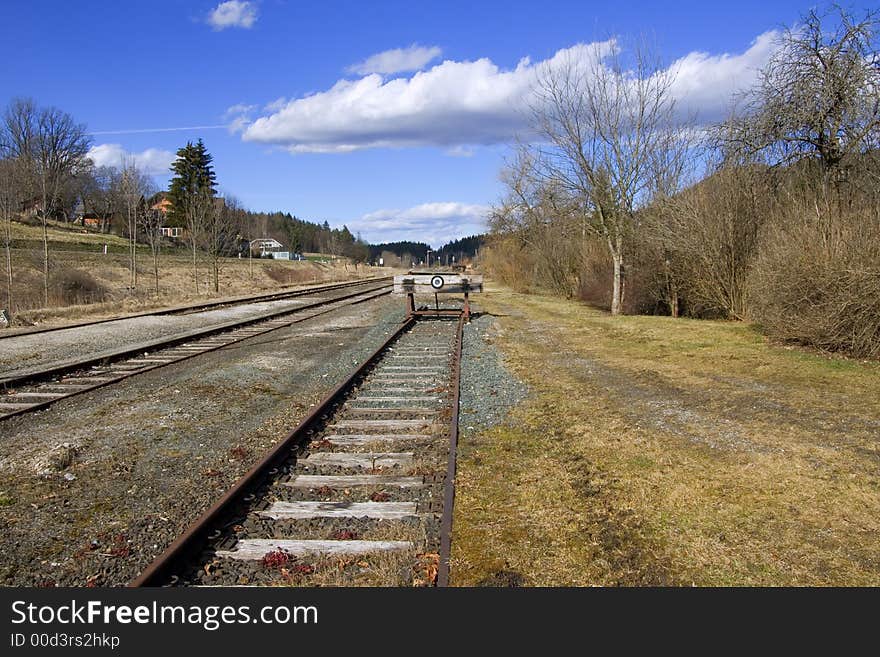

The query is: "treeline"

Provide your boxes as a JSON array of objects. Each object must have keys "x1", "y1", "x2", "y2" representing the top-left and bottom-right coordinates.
[
  {"x1": 240, "y1": 214, "x2": 369, "y2": 261},
  {"x1": 435, "y1": 234, "x2": 483, "y2": 263},
  {"x1": 485, "y1": 6, "x2": 880, "y2": 358},
  {"x1": 370, "y1": 241, "x2": 430, "y2": 266},
  {"x1": 370, "y1": 235, "x2": 484, "y2": 267}
]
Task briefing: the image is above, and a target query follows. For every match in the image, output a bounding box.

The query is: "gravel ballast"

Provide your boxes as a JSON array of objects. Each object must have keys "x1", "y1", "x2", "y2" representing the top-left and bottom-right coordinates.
[
  {"x1": 0, "y1": 295, "x2": 404, "y2": 586},
  {"x1": 0, "y1": 282, "x2": 385, "y2": 378},
  {"x1": 459, "y1": 311, "x2": 529, "y2": 434}
]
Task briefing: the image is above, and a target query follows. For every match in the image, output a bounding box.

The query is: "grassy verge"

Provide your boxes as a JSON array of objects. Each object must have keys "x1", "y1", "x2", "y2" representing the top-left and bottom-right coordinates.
[
  {"x1": 2, "y1": 221, "x2": 392, "y2": 324},
  {"x1": 8, "y1": 220, "x2": 164, "y2": 253},
  {"x1": 451, "y1": 285, "x2": 880, "y2": 586}
]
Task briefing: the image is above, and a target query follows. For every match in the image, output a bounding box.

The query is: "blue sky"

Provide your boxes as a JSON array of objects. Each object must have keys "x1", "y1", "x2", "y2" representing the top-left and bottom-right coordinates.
[{"x1": 0, "y1": 0, "x2": 845, "y2": 246}]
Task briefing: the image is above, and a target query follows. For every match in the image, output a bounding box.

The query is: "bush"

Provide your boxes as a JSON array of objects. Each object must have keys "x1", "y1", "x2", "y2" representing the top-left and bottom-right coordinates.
[
  {"x1": 50, "y1": 268, "x2": 108, "y2": 306},
  {"x1": 264, "y1": 262, "x2": 315, "y2": 285},
  {"x1": 746, "y1": 159, "x2": 880, "y2": 359},
  {"x1": 481, "y1": 235, "x2": 537, "y2": 293},
  {"x1": 747, "y1": 202, "x2": 880, "y2": 359}
]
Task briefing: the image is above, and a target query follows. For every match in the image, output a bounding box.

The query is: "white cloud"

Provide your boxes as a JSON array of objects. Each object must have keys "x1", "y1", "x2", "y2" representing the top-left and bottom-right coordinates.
[
  {"x1": 348, "y1": 44, "x2": 443, "y2": 76},
  {"x1": 348, "y1": 202, "x2": 489, "y2": 247},
  {"x1": 669, "y1": 30, "x2": 779, "y2": 119},
  {"x1": 240, "y1": 33, "x2": 780, "y2": 154},
  {"x1": 207, "y1": 1, "x2": 258, "y2": 31},
  {"x1": 224, "y1": 103, "x2": 257, "y2": 118},
  {"x1": 242, "y1": 51, "x2": 552, "y2": 152},
  {"x1": 224, "y1": 103, "x2": 258, "y2": 133},
  {"x1": 87, "y1": 144, "x2": 176, "y2": 176}
]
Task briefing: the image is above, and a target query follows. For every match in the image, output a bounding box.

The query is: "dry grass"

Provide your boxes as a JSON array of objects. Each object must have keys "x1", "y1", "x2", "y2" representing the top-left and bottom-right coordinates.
[
  {"x1": 451, "y1": 284, "x2": 880, "y2": 586},
  {"x1": 9, "y1": 219, "x2": 136, "y2": 248},
  {"x1": 2, "y1": 221, "x2": 391, "y2": 324}
]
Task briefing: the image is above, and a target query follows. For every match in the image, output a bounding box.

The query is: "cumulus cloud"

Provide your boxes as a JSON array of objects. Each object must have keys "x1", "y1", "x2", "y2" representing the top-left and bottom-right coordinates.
[
  {"x1": 207, "y1": 1, "x2": 258, "y2": 30},
  {"x1": 87, "y1": 144, "x2": 176, "y2": 176},
  {"x1": 348, "y1": 202, "x2": 489, "y2": 247},
  {"x1": 242, "y1": 50, "x2": 555, "y2": 152},
  {"x1": 240, "y1": 34, "x2": 779, "y2": 154},
  {"x1": 348, "y1": 44, "x2": 443, "y2": 76},
  {"x1": 669, "y1": 30, "x2": 779, "y2": 119}
]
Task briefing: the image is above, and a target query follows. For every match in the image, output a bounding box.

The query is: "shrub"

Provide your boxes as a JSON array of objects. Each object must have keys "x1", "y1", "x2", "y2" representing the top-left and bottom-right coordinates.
[
  {"x1": 747, "y1": 202, "x2": 880, "y2": 359},
  {"x1": 50, "y1": 267, "x2": 108, "y2": 306},
  {"x1": 264, "y1": 263, "x2": 315, "y2": 285}
]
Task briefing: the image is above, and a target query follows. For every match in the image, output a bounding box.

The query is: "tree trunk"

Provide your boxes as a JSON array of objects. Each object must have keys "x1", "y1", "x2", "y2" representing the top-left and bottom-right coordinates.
[
  {"x1": 213, "y1": 255, "x2": 219, "y2": 293},
  {"x1": 192, "y1": 240, "x2": 199, "y2": 294},
  {"x1": 133, "y1": 220, "x2": 137, "y2": 289},
  {"x1": 129, "y1": 209, "x2": 135, "y2": 290},
  {"x1": 4, "y1": 233, "x2": 12, "y2": 315},
  {"x1": 610, "y1": 249, "x2": 623, "y2": 315},
  {"x1": 153, "y1": 246, "x2": 160, "y2": 296},
  {"x1": 42, "y1": 217, "x2": 49, "y2": 307}
]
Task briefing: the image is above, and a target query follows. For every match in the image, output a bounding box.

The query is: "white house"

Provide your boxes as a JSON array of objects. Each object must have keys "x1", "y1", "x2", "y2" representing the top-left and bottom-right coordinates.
[{"x1": 250, "y1": 238, "x2": 285, "y2": 255}]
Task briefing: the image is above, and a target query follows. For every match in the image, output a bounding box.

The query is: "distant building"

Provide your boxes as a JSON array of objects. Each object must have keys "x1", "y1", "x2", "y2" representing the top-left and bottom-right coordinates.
[
  {"x1": 83, "y1": 214, "x2": 106, "y2": 229},
  {"x1": 250, "y1": 238, "x2": 285, "y2": 256},
  {"x1": 267, "y1": 251, "x2": 306, "y2": 261},
  {"x1": 151, "y1": 196, "x2": 172, "y2": 215}
]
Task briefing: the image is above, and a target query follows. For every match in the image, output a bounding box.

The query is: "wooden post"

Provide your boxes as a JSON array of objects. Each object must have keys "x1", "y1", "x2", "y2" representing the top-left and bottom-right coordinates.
[
  {"x1": 406, "y1": 292, "x2": 415, "y2": 319},
  {"x1": 463, "y1": 291, "x2": 470, "y2": 322}
]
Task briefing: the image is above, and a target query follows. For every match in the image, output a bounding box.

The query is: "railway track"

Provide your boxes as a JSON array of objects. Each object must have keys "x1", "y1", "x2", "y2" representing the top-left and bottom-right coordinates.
[
  {"x1": 0, "y1": 281, "x2": 392, "y2": 421},
  {"x1": 0, "y1": 276, "x2": 391, "y2": 341},
  {"x1": 131, "y1": 314, "x2": 464, "y2": 587}
]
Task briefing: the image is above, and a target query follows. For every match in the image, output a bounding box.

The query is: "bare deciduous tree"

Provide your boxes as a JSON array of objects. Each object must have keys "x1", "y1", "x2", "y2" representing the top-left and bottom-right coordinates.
[
  {"x1": 721, "y1": 4, "x2": 880, "y2": 251},
  {"x1": 0, "y1": 157, "x2": 27, "y2": 316},
  {"x1": 137, "y1": 196, "x2": 164, "y2": 296},
  {"x1": 117, "y1": 161, "x2": 154, "y2": 291},
  {"x1": 202, "y1": 194, "x2": 238, "y2": 293},
  {"x1": 529, "y1": 40, "x2": 688, "y2": 314},
  {"x1": 1, "y1": 98, "x2": 91, "y2": 306},
  {"x1": 727, "y1": 5, "x2": 880, "y2": 175},
  {"x1": 78, "y1": 165, "x2": 119, "y2": 234},
  {"x1": 489, "y1": 146, "x2": 585, "y2": 296},
  {"x1": 646, "y1": 161, "x2": 769, "y2": 319}
]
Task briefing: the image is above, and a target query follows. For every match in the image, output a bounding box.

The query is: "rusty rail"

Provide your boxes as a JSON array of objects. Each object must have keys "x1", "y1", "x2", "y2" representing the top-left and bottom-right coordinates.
[
  {"x1": 1, "y1": 283, "x2": 390, "y2": 391},
  {"x1": 0, "y1": 286, "x2": 391, "y2": 422},
  {"x1": 130, "y1": 316, "x2": 417, "y2": 586},
  {"x1": 0, "y1": 276, "x2": 391, "y2": 341},
  {"x1": 437, "y1": 313, "x2": 464, "y2": 586}
]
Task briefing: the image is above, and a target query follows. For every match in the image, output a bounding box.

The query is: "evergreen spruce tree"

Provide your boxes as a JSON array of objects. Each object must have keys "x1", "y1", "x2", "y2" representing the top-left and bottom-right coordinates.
[
  {"x1": 167, "y1": 139, "x2": 216, "y2": 226},
  {"x1": 167, "y1": 139, "x2": 217, "y2": 293}
]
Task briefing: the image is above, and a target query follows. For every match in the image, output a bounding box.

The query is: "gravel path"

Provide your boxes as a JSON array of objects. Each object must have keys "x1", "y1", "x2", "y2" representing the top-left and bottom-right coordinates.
[
  {"x1": 459, "y1": 311, "x2": 529, "y2": 433},
  {"x1": 0, "y1": 295, "x2": 405, "y2": 586},
  {"x1": 0, "y1": 284, "x2": 384, "y2": 378}
]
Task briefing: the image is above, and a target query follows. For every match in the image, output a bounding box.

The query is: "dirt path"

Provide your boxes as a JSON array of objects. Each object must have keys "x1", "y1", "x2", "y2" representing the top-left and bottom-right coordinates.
[{"x1": 451, "y1": 286, "x2": 880, "y2": 586}]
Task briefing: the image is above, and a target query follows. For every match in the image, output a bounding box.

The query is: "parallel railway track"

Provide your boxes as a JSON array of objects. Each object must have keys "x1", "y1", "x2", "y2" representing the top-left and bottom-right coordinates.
[
  {"x1": 0, "y1": 276, "x2": 391, "y2": 341},
  {"x1": 0, "y1": 280, "x2": 392, "y2": 421},
  {"x1": 131, "y1": 314, "x2": 464, "y2": 587}
]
